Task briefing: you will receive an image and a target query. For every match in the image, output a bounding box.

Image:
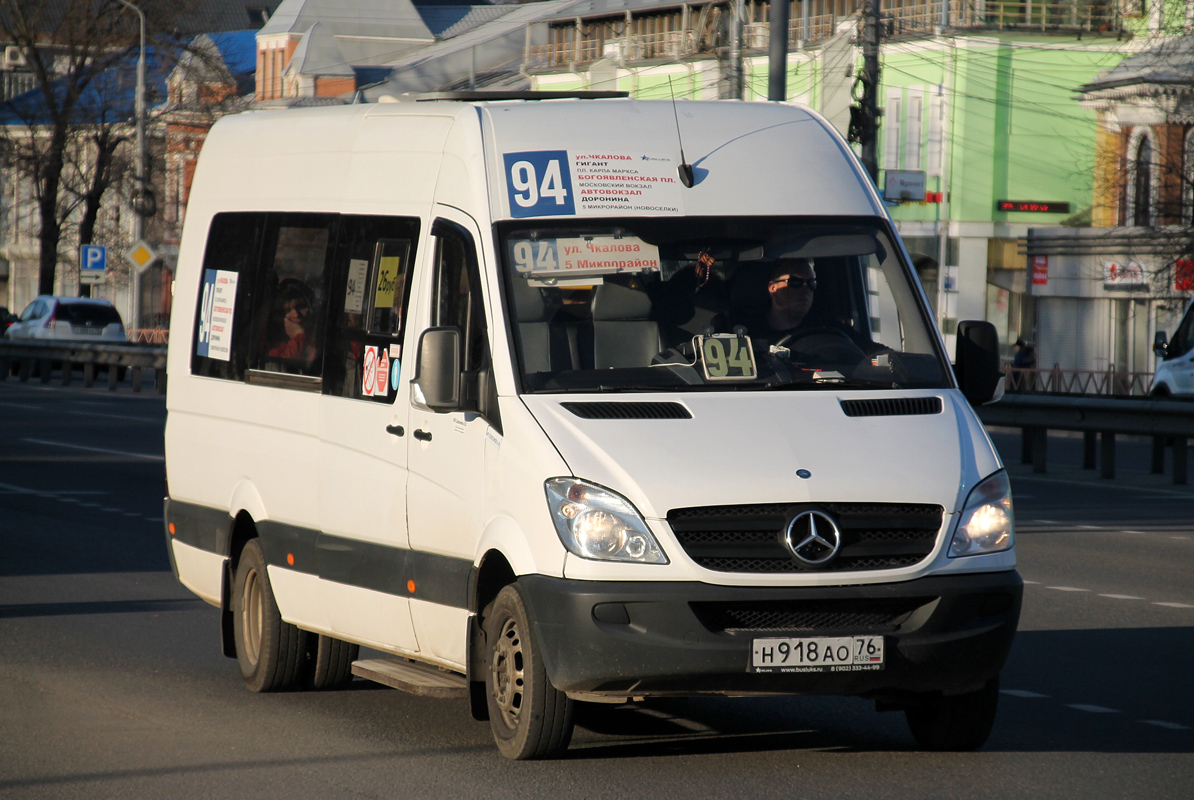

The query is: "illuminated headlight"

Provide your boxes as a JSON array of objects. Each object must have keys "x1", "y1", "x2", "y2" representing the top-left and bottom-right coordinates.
[
  {"x1": 949, "y1": 471, "x2": 1015, "y2": 558},
  {"x1": 545, "y1": 478, "x2": 668, "y2": 564}
]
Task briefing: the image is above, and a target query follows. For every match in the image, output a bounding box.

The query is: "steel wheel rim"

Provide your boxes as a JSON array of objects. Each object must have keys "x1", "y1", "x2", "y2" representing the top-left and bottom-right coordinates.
[
  {"x1": 242, "y1": 567, "x2": 263, "y2": 666},
  {"x1": 490, "y1": 616, "x2": 525, "y2": 730}
]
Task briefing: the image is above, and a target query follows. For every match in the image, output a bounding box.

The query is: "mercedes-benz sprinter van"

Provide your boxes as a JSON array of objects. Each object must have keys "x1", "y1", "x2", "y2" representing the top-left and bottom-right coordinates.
[{"x1": 164, "y1": 95, "x2": 1019, "y2": 759}]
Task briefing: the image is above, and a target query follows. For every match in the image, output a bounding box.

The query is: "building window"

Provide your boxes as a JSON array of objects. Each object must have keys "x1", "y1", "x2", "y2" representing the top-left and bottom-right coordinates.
[{"x1": 1126, "y1": 128, "x2": 1156, "y2": 227}]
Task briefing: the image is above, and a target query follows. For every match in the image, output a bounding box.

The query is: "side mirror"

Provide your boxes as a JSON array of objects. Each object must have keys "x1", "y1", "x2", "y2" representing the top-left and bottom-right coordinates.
[
  {"x1": 1154, "y1": 331, "x2": 1169, "y2": 358},
  {"x1": 412, "y1": 327, "x2": 461, "y2": 412},
  {"x1": 955, "y1": 320, "x2": 1001, "y2": 405}
]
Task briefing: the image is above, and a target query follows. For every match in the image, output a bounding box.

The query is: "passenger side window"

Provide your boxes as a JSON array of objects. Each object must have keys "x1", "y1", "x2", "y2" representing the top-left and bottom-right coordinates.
[
  {"x1": 323, "y1": 216, "x2": 419, "y2": 402},
  {"x1": 192, "y1": 213, "x2": 265, "y2": 381},
  {"x1": 248, "y1": 215, "x2": 337, "y2": 379},
  {"x1": 432, "y1": 222, "x2": 486, "y2": 374}
]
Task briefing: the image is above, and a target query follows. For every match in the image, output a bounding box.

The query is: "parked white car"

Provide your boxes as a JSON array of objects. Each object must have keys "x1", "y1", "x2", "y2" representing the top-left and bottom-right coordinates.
[{"x1": 3, "y1": 296, "x2": 126, "y2": 343}]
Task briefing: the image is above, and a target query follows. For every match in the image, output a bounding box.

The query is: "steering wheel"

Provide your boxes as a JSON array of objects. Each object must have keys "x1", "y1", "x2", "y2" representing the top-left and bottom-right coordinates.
[{"x1": 774, "y1": 327, "x2": 866, "y2": 363}]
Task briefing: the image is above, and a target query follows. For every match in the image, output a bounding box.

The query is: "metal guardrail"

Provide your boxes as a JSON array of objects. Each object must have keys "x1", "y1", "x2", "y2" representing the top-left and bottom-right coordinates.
[
  {"x1": 0, "y1": 339, "x2": 168, "y2": 393},
  {"x1": 1003, "y1": 365, "x2": 1154, "y2": 397},
  {"x1": 976, "y1": 394, "x2": 1194, "y2": 485}
]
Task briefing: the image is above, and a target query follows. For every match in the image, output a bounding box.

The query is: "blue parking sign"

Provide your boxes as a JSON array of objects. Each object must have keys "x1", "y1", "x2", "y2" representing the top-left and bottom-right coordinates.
[{"x1": 80, "y1": 245, "x2": 107, "y2": 272}]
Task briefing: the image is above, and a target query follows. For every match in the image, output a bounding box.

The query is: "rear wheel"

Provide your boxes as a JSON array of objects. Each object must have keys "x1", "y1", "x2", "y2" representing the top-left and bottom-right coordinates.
[
  {"x1": 232, "y1": 539, "x2": 306, "y2": 692},
  {"x1": 483, "y1": 584, "x2": 574, "y2": 760},
  {"x1": 905, "y1": 677, "x2": 1000, "y2": 751},
  {"x1": 302, "y1": 634, "x2": 359, "y2": 690}
]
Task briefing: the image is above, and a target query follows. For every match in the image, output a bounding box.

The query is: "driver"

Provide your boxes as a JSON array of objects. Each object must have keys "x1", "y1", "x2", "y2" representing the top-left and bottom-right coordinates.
[{"x1": 757, "y1": 257, "x2": 817, "y2": 340}]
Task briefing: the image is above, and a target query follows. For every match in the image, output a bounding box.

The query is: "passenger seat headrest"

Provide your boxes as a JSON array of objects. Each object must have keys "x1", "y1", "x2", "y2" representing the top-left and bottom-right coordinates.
[
  {"x1": 510, "y1": 278, "x2": 548, "y2": 323},
  {"x1": 591, "y1": 282, "x2": 652, "y2": 321}
]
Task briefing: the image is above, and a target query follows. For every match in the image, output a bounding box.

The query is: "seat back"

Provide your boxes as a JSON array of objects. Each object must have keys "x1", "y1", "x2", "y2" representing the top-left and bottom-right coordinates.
[{"x1": 590, "y1": 282, "x2": 662, "y2": 368}]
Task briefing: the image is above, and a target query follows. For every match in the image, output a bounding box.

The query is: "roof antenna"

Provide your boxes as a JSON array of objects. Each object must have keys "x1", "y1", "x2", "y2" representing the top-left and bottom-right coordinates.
[{"x1": 669, "y1": 76, "x2": 695, "y2": 188}]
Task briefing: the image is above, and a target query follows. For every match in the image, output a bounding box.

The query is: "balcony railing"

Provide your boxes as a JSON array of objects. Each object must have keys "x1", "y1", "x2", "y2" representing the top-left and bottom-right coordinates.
[{"x1": 525, "y1": 1, "x2": 1122, "y2": 72}]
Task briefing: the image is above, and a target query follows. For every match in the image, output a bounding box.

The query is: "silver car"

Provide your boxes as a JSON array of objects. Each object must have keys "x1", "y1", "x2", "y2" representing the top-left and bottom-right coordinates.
[{"x1": 4, "y1": 296, "x2": 126, "y2": 343}]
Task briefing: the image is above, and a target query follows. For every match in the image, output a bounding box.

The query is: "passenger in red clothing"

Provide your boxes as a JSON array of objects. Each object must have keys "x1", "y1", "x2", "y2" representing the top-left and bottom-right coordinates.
[{"x1": 268, "y1": 279, "x2": 317, "y2": 363}]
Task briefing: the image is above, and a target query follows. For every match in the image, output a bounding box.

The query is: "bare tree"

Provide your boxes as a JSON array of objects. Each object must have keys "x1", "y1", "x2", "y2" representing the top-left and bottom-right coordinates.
[{"x1": 0, "y1": 0, "x2": 185, "y2": 295}]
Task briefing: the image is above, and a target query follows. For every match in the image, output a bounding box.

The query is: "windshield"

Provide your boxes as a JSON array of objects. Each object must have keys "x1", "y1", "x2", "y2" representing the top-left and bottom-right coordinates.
[{"x1": 498, "y1": 217, "x2": 950, "y2": 393}]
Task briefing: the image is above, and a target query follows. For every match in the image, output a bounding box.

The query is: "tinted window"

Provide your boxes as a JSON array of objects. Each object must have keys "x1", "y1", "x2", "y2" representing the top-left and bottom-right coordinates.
[
  {"x1": 191, "y1": 213, "x2": 265, "y2": 381},
  {"x1": 433, "y1": 223, "x2": 485, "y2": 374},
  {"x1": 1168, "y1": 304, "x2": 1194, "y2": 360},
  {"x1": 58, "y1": 303, "x2": 122, "y2": 326},
  {"x1": 248, "y1": 215, "x2": 337, "y2": 378},
  {"x1": 323, "y1": 216, "x2": 419, "y2": 401}
]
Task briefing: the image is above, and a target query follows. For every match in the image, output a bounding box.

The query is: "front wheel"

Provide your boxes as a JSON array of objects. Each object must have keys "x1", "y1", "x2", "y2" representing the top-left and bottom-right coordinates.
[
  {"x1": 232, "y1": 539, "x2": 306, "y2": 692},
  {"x1": 905, "y1": 677, "x2": 1000, "y2": 751},
  {"x1": 483, "y1": 584, "x2": 574, "y2": 760}
]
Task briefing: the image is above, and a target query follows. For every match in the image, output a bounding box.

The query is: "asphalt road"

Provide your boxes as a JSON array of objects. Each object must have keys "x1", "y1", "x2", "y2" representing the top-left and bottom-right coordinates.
[{"x1": 1, "y1": 379, "x2": 1191, "y2": 799}]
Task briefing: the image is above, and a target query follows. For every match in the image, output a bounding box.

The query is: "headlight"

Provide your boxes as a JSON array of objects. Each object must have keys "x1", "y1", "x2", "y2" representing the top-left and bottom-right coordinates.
[
  {"x1": 949, "y1": 471, "x2": 1014, "y2": 558},
  {"x1": 545, "y1": 478, "x2": 668, "y2": 564}
]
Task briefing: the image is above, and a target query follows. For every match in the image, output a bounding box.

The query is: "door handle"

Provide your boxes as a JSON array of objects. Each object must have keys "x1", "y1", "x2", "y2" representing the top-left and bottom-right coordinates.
[
  {"x1": 413, "y1": 429, "x2": 432, "y2": 442},
  {"x1": 386, "y1": 424, "x2": 405, "y2": 437}
]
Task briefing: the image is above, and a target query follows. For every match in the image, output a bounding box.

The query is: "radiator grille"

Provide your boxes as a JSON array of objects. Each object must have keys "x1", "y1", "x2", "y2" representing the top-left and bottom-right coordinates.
[
  {"x1": 667, "y1": 502, "x2": 943, "y2": 573},
  {"x1": 690, "y1": 597, "x2": 930, "y2": 633}
]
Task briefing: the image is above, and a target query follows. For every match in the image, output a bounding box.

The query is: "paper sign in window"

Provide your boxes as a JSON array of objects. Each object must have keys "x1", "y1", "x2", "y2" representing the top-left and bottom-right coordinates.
[{"x1": 374, "y1": 256, "x2": 402, "y2": 310}]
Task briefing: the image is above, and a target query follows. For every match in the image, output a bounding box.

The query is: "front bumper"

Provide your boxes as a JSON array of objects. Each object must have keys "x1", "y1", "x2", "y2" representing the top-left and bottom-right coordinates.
[{"x1": 519, "y1": 570, "x2": 1022, "y2": 699}]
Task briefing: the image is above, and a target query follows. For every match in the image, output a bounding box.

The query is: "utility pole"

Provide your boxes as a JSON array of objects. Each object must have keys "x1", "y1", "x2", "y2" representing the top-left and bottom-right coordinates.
[
  {"x1": 849, "y1": 0, "x2": 882, "y2": 185},
  {"x1": 768, "y1": 0, "x2": 790, "y2": 101},
  {"x1": 726, "y1": 0, "x2": 744, "y2": 99}
]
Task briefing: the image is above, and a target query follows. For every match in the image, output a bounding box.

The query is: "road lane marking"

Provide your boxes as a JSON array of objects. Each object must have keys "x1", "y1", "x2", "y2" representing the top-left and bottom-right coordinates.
[
  {"x1": 1142, "y1": 720, "x2": 1191, "y2": 731},
  {"x1": 0, "y1": 401, "x2": 41, "y2": 409},
  {"x1": 21, "y1": 438, "x2": 163, "y2": 461},
  {"x1": 1046, "y1": 586, "x2": 1089, "y2": 592},
  {"x1": 1068, "y1": 704, "x2": 1119, "y2": 713},
  {"x1": 1001, "y1": 690, "x2": 1050, "y2": 698},
  {"x1": 1153, "y1": 602, "x2": 1194, "y2": 609},
  {"x1": 1099, "y1": 594, "x2": 1144, "y2": 600}
]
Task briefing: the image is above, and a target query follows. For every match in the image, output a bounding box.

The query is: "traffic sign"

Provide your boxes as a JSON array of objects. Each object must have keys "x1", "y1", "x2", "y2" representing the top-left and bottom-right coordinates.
[
  {"x1": 80, "y1": 245, "x2": 107, "y2": 283},
  {"x1": 127, "y1": 239, "x2": 157, "y2": 272}
]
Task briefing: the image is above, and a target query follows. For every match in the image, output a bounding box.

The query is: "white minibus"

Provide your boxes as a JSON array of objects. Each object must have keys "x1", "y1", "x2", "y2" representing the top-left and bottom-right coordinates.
[{"x1": 165, "y1": 95, "x2": 1019, "y2": 759}]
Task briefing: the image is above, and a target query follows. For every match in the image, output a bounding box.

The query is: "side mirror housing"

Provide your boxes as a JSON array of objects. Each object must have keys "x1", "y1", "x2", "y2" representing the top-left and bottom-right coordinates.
[
  {"x1": 412, "y1": 327, "x2": 461, "y2": 412},
  {"x1": 1154, "y1": 330, "x2": 1169, "y2": 358},
  {"x1": 955, "y1": 320, "x2": 1001, "y2": 405}
]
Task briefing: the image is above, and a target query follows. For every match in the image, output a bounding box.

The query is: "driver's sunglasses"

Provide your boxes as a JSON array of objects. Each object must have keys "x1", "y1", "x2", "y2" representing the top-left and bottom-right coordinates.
[{"x1": 772, "y1": 276, "x2": 817, "y2": 290}]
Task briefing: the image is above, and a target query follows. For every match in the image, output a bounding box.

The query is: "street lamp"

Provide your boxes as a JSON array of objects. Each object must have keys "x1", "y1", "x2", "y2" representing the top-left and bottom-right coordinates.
[{"x1": 116, "y1": 0, "x2": 147, "y2": 328}]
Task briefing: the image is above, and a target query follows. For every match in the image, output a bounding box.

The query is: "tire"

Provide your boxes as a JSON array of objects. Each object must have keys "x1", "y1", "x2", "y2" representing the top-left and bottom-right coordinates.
[
  {"x1": 483, "y1": 584, "x2": 574, "y2": 760},
  {"x1": 232, "y1": 539, "x2": 306, "y2": 692},
  {"x1": 302, "y1": 634, "x2": 359, "y2": 690},
  {"x1": 905, "y1": 677, "x2": 1000, "y2": 751}
]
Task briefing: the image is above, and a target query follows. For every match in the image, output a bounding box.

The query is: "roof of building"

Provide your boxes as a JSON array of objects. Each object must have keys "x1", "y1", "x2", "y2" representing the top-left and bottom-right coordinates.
[
  {"x1": 259, "y1": 0, "x2": 433, "y2": 41},
  {"x1": 0, "y1": 48, "x2": 171, "y2": 127},
  {"x1": 1079, "y1": 34, "x2": 1194, "y2": 95}
]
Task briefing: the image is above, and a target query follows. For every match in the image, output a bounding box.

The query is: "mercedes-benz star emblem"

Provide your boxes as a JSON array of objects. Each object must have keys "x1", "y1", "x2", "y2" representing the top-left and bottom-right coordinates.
[{"x1": 783, "y1": 511, "x2": 842, "y2": 565}]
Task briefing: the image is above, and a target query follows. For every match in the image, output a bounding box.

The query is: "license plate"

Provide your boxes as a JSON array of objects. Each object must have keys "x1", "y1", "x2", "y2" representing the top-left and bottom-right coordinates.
[{"x1": 751, "y1": 636, "x2": 885, "y2": 673}]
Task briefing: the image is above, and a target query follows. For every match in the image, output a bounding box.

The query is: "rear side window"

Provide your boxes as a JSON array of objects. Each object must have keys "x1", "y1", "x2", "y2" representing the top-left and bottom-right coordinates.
[
  {"x1": 190, "y1": 211, "x2": 418, "y2": 396},
  {"x1": 191, "y1": 213, "x2": 264, "y2": 381},
  {"x1": 248, "y1": 214, "x2": 337, "y2": 379},
  {"x1": 323, "y1": 216, "x2": 419, "y2": 402},
  {"x1": 58, "y1": 303, "x2": 122, "y2": 326}
]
